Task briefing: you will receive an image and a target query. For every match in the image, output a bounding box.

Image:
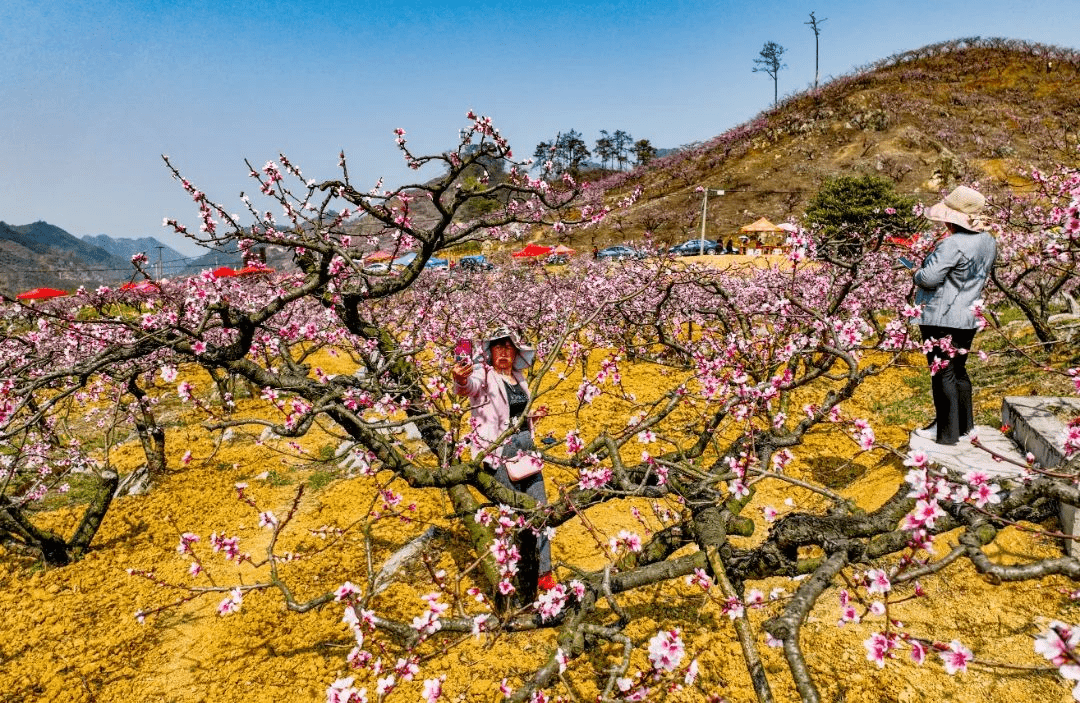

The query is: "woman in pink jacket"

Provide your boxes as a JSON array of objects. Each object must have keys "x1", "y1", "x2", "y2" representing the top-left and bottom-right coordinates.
[{"x1": 451, "y1": 327, "x2": 554, "y2": 591}]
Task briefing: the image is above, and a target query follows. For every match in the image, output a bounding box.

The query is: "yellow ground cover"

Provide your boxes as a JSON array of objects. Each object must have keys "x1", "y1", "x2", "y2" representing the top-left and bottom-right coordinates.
[{"x1": 0, "y1": 348, "x2": 1074, "y2": 702}]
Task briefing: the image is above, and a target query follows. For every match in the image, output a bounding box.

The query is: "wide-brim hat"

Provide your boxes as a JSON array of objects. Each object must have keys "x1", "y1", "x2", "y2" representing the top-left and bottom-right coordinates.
[
  {"x1": 924, "y1": 185, "x2": 986, "y2": 231},
  {"x1": 482, "y1": 326, "x2": 535, "y2": 371}
]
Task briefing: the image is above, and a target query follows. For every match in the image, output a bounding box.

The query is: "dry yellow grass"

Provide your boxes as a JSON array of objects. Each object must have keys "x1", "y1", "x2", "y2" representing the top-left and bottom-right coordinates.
[{"x1": 1, "y1": 351, "x2": 1076, "y2": 702}]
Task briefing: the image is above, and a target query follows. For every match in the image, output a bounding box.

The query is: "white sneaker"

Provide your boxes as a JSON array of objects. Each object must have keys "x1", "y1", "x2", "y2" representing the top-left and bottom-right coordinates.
[{"x1": 913, "y1": 423, "x2": 937, "y2": 441}]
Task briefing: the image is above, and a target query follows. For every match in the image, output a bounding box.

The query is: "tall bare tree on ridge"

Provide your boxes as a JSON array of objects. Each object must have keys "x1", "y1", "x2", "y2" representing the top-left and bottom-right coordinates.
[{"x1": 753, "y1": 40, "x2": 787, "y2": 107}]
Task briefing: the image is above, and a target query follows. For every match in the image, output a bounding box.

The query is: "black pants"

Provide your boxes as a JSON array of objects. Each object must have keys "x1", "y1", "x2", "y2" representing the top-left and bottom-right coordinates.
[{"x1": 919, "y1": 325, "x2": 977, "y2": 445}]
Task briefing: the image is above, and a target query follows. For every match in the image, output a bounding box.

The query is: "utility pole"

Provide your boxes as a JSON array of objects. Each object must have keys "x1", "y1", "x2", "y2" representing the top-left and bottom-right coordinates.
[
  {"x1": 805, "y1": 11, "x2": 826, "y2": 90},
  {"x1": 156, "y1": 246, "x2": 165, "y2": 279},
  {"x1": 699, "y1": 188, "x2": 725, "y2": 255}
]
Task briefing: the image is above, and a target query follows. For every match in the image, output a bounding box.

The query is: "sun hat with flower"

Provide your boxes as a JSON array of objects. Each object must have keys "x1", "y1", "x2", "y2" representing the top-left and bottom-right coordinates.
[
  {"x1": 482, "y1": 326, "x2": 535, "y2": 370},
  {"x1": 924, "y1": 185, "x2": 986, "y2": 231}
]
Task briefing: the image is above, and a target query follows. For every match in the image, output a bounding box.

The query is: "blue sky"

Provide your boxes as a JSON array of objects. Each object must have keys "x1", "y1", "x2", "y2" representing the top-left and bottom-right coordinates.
[{"x1": 3, "y1": 0, "x2": 1079, "y2": 256}]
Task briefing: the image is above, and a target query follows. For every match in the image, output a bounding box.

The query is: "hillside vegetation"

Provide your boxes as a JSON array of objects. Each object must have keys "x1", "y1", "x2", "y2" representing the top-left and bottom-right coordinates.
[{"x1": 581, "y1": 38, "x2": 1080, "y2": 249}]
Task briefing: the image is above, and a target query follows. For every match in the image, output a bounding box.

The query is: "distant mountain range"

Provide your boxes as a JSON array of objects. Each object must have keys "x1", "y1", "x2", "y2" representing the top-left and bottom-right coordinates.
[
  {"x1": 81, "y1": 234, "x2": 186, "y2": 270},
  {"x1": 0, "y1": 221, "x2": 249, "y2": 295}
]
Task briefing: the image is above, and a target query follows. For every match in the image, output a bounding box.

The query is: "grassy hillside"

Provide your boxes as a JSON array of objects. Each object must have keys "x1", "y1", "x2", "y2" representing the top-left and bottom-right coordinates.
[{"x1": 581, "y1": 38, "x2": 1080, "y2": 249}]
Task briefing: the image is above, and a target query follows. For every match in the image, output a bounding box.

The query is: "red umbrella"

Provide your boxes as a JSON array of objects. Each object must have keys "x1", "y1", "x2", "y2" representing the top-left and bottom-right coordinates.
[
  {"x1": 212, "y1": 266, "x2": 238, "y2": 278},
  {"x1": 511, "y1": 244, "x2": 553, "y2": 258},
  {"x1": 236, "y1": 266, "x2": 274, "y2": 276},
  {"x1": 16, "y1": 287, "x2": 68, "y2": 300}
]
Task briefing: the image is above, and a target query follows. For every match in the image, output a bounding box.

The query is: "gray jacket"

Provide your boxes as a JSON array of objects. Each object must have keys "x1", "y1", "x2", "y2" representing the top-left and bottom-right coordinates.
[{"x1": 914, "y1": 230, "x2": 997, "y2": 329}]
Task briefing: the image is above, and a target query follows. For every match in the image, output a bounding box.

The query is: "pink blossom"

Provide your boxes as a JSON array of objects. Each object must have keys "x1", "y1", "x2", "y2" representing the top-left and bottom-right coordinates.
[
  {"x1": 647, "y1": 629, "x2": 686, "y2": 672},
  {"x1": 1034, "y1": 621, "x2": 1080, "y2": 667},
  {"x1": 722, "y1": 596, "x2": 745, "y2": 620},
  {"x1": 535, "y1": 584, "x2": 569, "y2": 621},
  {"x1": 685, "y1": 568, "x2": 712, "y2": 590},
  {"x1": 910, "y1": 639, "x2": 928, "y2": 665},
  {"x1": 217, "y1": 588, "x2": 243, "y2": 616},
  {"x1": 421, "y1": 677, "x2": 444, "y2": 703},
  {"x1": 684, "y1": 658, "x2": 700, "y2": 685},
  {"x1": 939, "y1": 640, "x2": 973, "y2": 675},
  {"x1": 335, "y1": 582, "x2": 361, "y2": 602},
  {"x1": 375, "y1": 674, "x2": 395, "y2": 697},
  {"x1": 176, "y1": 532, "x2": 200, "y2": 555},
  {"x1": 972, "y1": 482, "x2": 1002, "y2": 508},
  {"x1": 326, "y1": 677, "x2": 367, "y2": 703},
  {"x1": 865, "y1": 568, "x2": 891, "y2": 595},
  {"x1": 864, "y1": 631, "x2": 895, "y2": 668}
]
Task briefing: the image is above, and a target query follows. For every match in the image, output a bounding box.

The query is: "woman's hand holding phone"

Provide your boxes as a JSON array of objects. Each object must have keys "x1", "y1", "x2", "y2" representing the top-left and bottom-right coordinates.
[{"x1": 451, "y1": 360, "x2": 473, "y2": 385}]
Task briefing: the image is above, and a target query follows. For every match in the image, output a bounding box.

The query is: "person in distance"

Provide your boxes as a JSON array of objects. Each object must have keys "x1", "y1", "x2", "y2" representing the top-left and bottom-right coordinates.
[{"x1": 910, "y1": 185, "x2": 997, "y2": 446}]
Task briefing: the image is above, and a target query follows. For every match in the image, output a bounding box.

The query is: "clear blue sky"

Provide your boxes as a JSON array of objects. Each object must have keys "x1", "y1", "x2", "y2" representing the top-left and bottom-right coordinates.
[{"x1": 3, "y1": 0, "x2": 1079, "y2": 256}]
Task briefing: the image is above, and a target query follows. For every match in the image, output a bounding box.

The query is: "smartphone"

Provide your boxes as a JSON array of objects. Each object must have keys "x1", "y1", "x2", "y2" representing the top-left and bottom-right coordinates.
[
  {"x1": 897, "y1": 256, "x2": 915, "y2": 270},
  {"x1": 453, "y1": 338, "x2": 473, "y2": 363}
]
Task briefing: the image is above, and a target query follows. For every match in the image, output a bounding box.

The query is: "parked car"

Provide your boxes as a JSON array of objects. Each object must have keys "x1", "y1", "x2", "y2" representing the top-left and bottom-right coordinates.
[
  {"x1": 362, "y1": 262, "x2": 391, "y2": 274},
  {"x1": 458, "y1": 255, "x2": 494, "y2": 271},
  {"x1": 596, "y1": 245, "x2": 645, "y2": 261},
  {"x1": 668, "y1": 239, "x2": 720, "y2": 256}
]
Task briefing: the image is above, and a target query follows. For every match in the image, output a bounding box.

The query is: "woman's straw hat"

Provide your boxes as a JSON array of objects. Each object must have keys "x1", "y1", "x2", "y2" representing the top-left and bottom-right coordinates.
[
  {"x1": 924, "y1": 185, "x2": 986, "y2": 231},
  {"x1": 482, "y1": 327, "x2": 535, "y2": 370}
]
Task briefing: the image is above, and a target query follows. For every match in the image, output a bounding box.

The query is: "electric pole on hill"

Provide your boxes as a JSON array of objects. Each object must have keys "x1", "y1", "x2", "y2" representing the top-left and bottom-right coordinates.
[
  {"x1": 806, "y1": 11, "x2": 826, "y2": 91},
  {"x1": 699, "y1": 188, "x2": 725, "y2": 255}
]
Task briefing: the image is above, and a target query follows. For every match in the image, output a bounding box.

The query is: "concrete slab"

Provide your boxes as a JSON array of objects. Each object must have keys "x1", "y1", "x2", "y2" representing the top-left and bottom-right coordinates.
[
  {"x1": 908, "y1": 424, "x2": 1028, "y2": 480},
  {"x1": 1001, "y1": 396, "x2": 1080, "y2": 557}
]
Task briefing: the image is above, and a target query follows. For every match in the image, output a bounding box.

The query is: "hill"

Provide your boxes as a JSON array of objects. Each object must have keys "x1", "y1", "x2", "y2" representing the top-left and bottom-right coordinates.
[
  {"x1": 0, "y1": 221, "x2": 131, "y2": 294},
  {"x1": 581, "y1": 38, "x2": 1080, "y2": 248}
]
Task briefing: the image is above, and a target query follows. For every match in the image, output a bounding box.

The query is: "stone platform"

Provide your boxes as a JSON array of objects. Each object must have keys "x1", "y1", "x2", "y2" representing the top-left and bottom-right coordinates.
[
  {"x1": 908, "y1": 398, "x2": 1080, "y2": 557},
  {"x1": 908, "y1": 424, "x2": 1028, "y2": 479}
]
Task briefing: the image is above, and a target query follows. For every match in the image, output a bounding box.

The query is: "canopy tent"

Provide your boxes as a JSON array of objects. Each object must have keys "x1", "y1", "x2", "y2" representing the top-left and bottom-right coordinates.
[
  {"x1": 739, "y1": 218, "x2": 787, "y2": 247},
  {"x1": 551, "y1": 244, "x2": 576, "y2": 255},
  {"x1": 16, "y1": 287, "x2": 67, "y2": 300},
  {"x1": 364, "y1": 250, "x2": 394, "y2": 262},
  {"x1": 776, "y1": 222, "x2": 799, "y2": 232},
  {"x1": 392, "y1": 252, "x2": 418, "y2": 267},
  {"x1": 511, "y1": 244, "x2": 553, "y2": 258},
  {"x1": 740, "y1": 217, "x2": 782, "y2": 233},
  {"x1": 212, "y1": 266, "x2": 238, "y2": 278},
  {"x1": 236, "y1": 265, "x2": 274, "y2": 276}
]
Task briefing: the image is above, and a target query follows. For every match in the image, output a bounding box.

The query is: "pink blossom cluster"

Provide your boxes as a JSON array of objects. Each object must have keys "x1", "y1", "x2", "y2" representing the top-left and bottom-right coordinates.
[{"x1": 1035, "y1": 621, "x2": 1080, "y2": 701}]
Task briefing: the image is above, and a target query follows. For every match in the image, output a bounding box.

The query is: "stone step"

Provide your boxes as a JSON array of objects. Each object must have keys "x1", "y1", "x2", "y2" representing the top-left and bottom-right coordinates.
[{"x1": 1002, "y1": 396, "x2": 1080, "y2": 557}]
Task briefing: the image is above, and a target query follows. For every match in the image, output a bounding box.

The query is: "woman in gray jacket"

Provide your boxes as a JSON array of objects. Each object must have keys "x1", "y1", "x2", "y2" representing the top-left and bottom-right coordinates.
[{"x1": 912, "y1": 186, "x2": 997, "y2": 445}]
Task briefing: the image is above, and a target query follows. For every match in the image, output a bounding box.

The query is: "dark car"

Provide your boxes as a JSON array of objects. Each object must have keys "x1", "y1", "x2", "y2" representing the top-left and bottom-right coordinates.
[
  {"x1": 457, "y1": 255, "x2": 494, "y2": 271},
  {"x1": 596, "y1": 245, "x2": 644, "y2": 261},
  {"x1": 668, "y1": 239, "x2": 720, "y2": 256}
]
